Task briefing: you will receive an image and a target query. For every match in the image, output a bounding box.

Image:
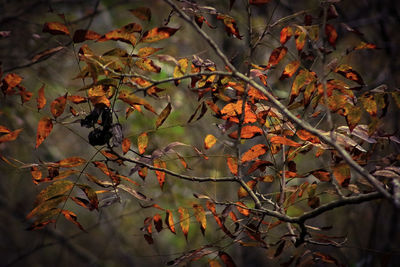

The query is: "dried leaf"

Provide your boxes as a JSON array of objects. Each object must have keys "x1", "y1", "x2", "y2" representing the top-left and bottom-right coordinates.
[
  {"x1": 153, "y1": 213, "x2": 163, "y2": 232},
  {"x1": 295, "y1": 27, "x2": 307, "y2": 51},
  {"x1": 118, "y1": 90, "x2": 156, "y2": 113},
  {"x1": 154, "y1": 158, "x2": 166, "y2": 189},
  {"x1": 216, "y1": 14, "x2": 242, "y2": 39},
  {"x1": 156, "y1": 103, "x2": 172, "y2": 128},
  {"x1": 290, "y1": 69, "x2": 315, "y2": 104},
  {"x1": 280, "y1": 61, "x2": 300, "y2": 80},
  {"x1": 361, "y1": 93, "x2": 377, "y2": 116},
  {"x1": 178, "y1": 207, "x2": 190, "y2": 240},
  {"x1": 135, "y1": 58, "x2": 161, "y2": 73},
  {"x1": 228, "y1": 125, "x2": 263, "y2": 139},
  {"x1": 173, "y1": 58, "x2": 189, "y2": 85},
  {"x1": 296, "y1": 129, "x2": 320, "y2": 143},
  {"x1": 43, "y1": 22, "x2": 70, "y2": 35},
  {"x1": 138, "y1": 132, "x2": 148, "y2": 154},
  {"x1": 332, "y1": 163, "x2": 350, "y2": 187},
  {"x1": 280, "y1": 26, "x2": 293, "y2": 45},
  {"x1": 137, "y1": 47, "x2": 162, "y2": 58},
  {"x1": 36, "y1": 117, "x2": 53, "y2": 148},
  {"x1": 37, "y1": 84, "x2": 46, "y2": 110},
  {"x1": 73, "y1": 29, "x2": 101, "y2": 43},
  {"x1": 34, "y1": 180, "x2": 74, "y2": 206},
  {"x1": 325, "y1": 24, "x2": 338, "y2": 48},
  {"x1": 120, "y1": 138, "x2": 131, "y2": 154},
  {"x1": 267, "y1": 46, "x2": 287, "y2": 68},
  {"x1": 167, "y1": 245, "x2": 214, "y2": 266},
  {"x1": 58, "y1": 157, "x2": 86, "y2": 168},
  {"x1": 270, "y1": 136, "x2": 301, "y2": 147},
  {"x1": 241, "y1": 144, "x2": 268, "y2": 163},
  {"x1": 0, "y1": 128, "x2": 22, "y2": 143},
  {"x1": 334, "y1": 64, "x2": 364, "y2": 85},
  {"x1": 165, "y1": 209, "x2": 176, "y2": 234},
  {"x1": 141, "y1": 27, "x2": 179, "y2": 43},
  {"x1": 204, "y1": 134, "x2": 217, "y2": 150},
  {"x1": 192, "y1": 204, "x2": 206, "y2": 235},
  {"x1": 50, "y1": 93, "x2": 67, "y2": 118},
  {"x1": 98, "y1": 23, "x2": 142, "y2": 46}
]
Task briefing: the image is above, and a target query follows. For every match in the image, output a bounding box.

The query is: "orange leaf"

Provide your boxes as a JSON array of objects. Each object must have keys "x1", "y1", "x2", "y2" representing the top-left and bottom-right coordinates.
[
  {"x1": 325, "y1": 24, "x2": 338, "y2": 48},
  {"x1": 50, "y1": 93, "x2": 67, "y2": 118},
  {"x1": 153, "y1": 213, "x2": 163, "y2": 232},
  {"x1": 58, "y1": 157, "x2": 86, "y2": 168},
  {"x1": 334, "y1": 64, "x2": 364, "y2": 85},
  {"x1": 312, "y1": 170, "x2": 331, "y2": 182},
  {"x1": 226, "y1": 156, "x2": 238, "y2": 176},
  {"x1": 137, "y1": 132, "x2": 148, "y2": 154},
  {"x1": 154, "y1": 158, "x2": 166, "y2": 189},
  {"x1": 209, "y1": 260, "x2": 223, "y2": 267},
  {"x1": 137, "y1": 47, "x2": 162, "y2": 58},
  {"x1": 235, "y1": 201, "x2": 250, "y2": 216},
  {"x1": 130, "y1": 7, "x2": 151, "y2": 21},
  {"x1": 118, "y1": 90, "x2": 156, "y2": 113},
  {"x1": 72, "y1": 29, "x2": 101, "y2": 43},
  {"x1": 354, "y1": 42, "x2": 377, "y2": 50},
  {"x1": 241, "y1": 144, "x2": 268, "y2": 163},
  {"x1": 135, "y1": 58, "x2": 161, "y2": 73},
  {"x1": 332, "y1": 163, "x2": 350, "y2": 187},
  {"x1": 228, "y1": 125, "x2": 263, "y2": 139},
  {"x1": 67, "y1": 95, "x2": 87, "y2": 104},
  {"x1": 296, "y1": 129, "x2": 320, "y2": 143},
  {"x1": 280, "y1": 26, "x2": 293, "y2": 45},
  {"x1": 0, "y1": 128, "x2": 22, "y2": 143},
  {"x1": 165, "y1": 210, "x2": 176, "y2": 234},
  {"x1": 98, "y1": 23, "x2": 142, "y2": 46},
  {"x1": 122, "y1": 138, "x2": 131, "y2": 154},
  {"x1": 1, "y1": 73, "x2": 22, "y2": 95},
  {"x1": 192, "y1": 204, "x2": 206, "y2": 235},
  {"x1": 204, "y1": 134, "x2": 217, "y2": 150},
  {"x1": 173, "y1": 58, "x2": 189, "y2": 85},
  {"x1": 141, "y1": 27, "x2": 179, "y2": 43},
  {"x1": 61, "y1": 210, "x2": 84, "y2": 231},
  {"x1": 30, "y1": 166, "x2": 42, "y2": 184},
  {"x1": 267, "y1": 46, "x2": 287, "y2": 68},
  {"x1": 156, "y1": 103, "x2": 172, "y2": 128},
  {"x1": 238, "y1": 180, "x2": 257, "y2": 198},
  {"x1": 270, "y1": 136, "x2": 301, "y2": 147},
  {"x1": 36, "y1": 117, "x2": 53, "y2": 148},
  {"x1": 178, "y1": 207, "x2": 190, "y2": 240},
  {"x1": 42, "y1": 22, "x2": 70, "y2": 35},
  {"x1": 36, "y1": 84, "x2": 46, "y2": 110},
  {"x1": 216, "y1": 14, "x2": 242, "y2": 39},
  {"x1": 0, "y1": 125, "x2": 11, "y2": 134},
  {"x1": 247, "y1": 160, "x2": 273, "y2": 174},
  {"x1": 280, "y1": 61, "x2": 300, "y2": 80}
]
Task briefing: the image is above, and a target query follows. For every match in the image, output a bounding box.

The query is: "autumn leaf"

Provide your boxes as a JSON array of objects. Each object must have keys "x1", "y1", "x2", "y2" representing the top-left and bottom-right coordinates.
[
  {"x1": 173, "y1": 58, "x2": 189, "y2": 85},
  {"x1": 280, "y1": 26, "x2": 293, "y2": 45},
  {"x1": 204, "y1": 134, "x2": 217, "y2": 150},
  {"x1": 290, "y1": 69, "x2": 315, "y2": 104},
  {"x1": 165, "y1": 210, "x2": 176, "y2": 234},
  {"x1": 280, "y1": 61, "x2": 300, "y2": 80},
  {"x1": 332, "y1": 163, "x2": 350, "y2": 187},
  {"x1": 192, "y1": 204, "x2": 206, "y2": 235},
  {"x1": 67, "y1": 95, "x2": 87, "y2": 104},
  {"x1": 228, "y1": 125, "x2": 263, "y2": 139},
  {"x1": 141, "y1": 27, "x2": 179, "y2": 43},
  {"x1": 334, "y1": 64, "x2": 364, "y2": 85},
  {"x1": 72, "y1": 29, "x2": 101, "y2": 43},
  {"x1": 137, "y1": 47, "x2": 162, "y2": 58},
  {"x1": 156, "y1": 103, "x2": 172, "y2": 128},
  {"x1": 227, "y1": 156, "x2": 238, "y2": 176},
  {"x1": 122, "y1": 138, "x2": 131, "y2": 154},
  {"x1": 295, "y1": 27, "x2": 307, "y2": 51},
  {"x1": 238, "y1": 180, "x2": 257, "y2": 198},
  {"x1": 153, "y1": 214, "x2": 163, "y2": 232},
  {"x1": 296, "y1": 129, "x2": 320, "y2": 143},
  {"x1": 270, "y1": 136, "x2": 301, "y2": 147},
  {"x1": 36, "y1": 84, "x2": 46, "y2": 110},
  {"x1": 241, "y1": 144, "x2": 268, "y2": 163},
  {"x1": 178, "y1": 207, "x2": 190, "y2": 240},
  {"x1": 247, "y1": 160, "x2": 273, "y2": 174},
  {"x1": 154, "y1": 159, "x2": 166, "y2": 189},
  {"x1": 130, "y1": 7, "x2": 151, "y2": 21},
  {"x1": 98, "y1": 23, "x2": 142, "y2": 46},
  {"x1": 1, "y1": 73, "x2": 22, "y2": 95},
  {"x1": 354, "y1": 42, "x2": 377, "y2": 50},
  {"x1": 219, "y1": 251, "x2": 237, "y2": 267},
  {"x1": 77, "y1": 184, "x2": 99, "y2": 210},
  {"x1": 118, "y1": 90, "x2": 156, "y2": 113},
  {"x1": 267, "y1": 46, "x2": 287, "y2": 68},
  {"x1": 312, "y1": 170, "x2": 331, "y2": 182},
  {"x1": 134, "y1": 133, "x2": 149, "y2": 157},
  {"x1": 216, "y1": 14, "x2": 242, "y2": 39},
  {"x1": 50, "y1": 93, "x2": 67, "y2": 118},
  {"x1": 34, "y1": 180, "x2": 74, "y2": 206},
  {"x1": 325, "y1": 24, "x2": 338, "y2": 48},
  {"x1": 43, "y1": 22, "x2": 70, "y2": 35},
  {"x1": 344, "y1": 104, "x2": 362, "y2": 131},
  {"x1": 57, "y1": 157, "x2": 86, "y2": 168},
  {"x1": 361, "y1": 93, "x2": 377, "y2": 116},
  {"x1": 135, "y1": 58, "x2": 161, "y2": 73},
  {"x1": 36, "y1": 117, "x2": 53, "y2": 148},
  {"x1": 0, "y1": 128, "x2": 22, "y2": 143}
]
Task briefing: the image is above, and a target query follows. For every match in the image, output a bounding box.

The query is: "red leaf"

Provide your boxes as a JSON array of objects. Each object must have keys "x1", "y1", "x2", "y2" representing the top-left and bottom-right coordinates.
[
  {"x1": 280, "y1": 26, "x2": 293, "y2": 45},
  {"x1": 0, "y1": 128, "x2": 22, "y2": 143},
  {"x1": 50, "y1": 93, "x2": 67, "y2": 118},
  {"x1": 36, "y1": 117, "x2": 53, "y2": 148},
  {"x1": 325, "y1": 24, "x2": 338, "y2": 48},
  {"x1": 43, "y1": 22, "x2": 70, "y2": 36}
]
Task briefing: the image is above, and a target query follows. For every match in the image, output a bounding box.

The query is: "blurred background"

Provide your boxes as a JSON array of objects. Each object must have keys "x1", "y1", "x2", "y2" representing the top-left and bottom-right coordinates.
[{"x1": 1, "y1": 0, "x2": 399, "y2": 266}]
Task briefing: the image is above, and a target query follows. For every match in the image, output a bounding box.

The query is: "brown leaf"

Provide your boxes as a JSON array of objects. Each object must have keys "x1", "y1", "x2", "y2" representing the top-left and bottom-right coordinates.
[
  {"x1": 137, "y1": 47, "x2": 162, "y2": 58},
  {"x1": 50, "y1": 93, "x2": 67, "y2": 118},
  {"x1": 141, "y1": 27, "x2": 179, "y2": 43},
  {"x1": 138, "y1": 132, "x2": 148, "y2": 154},
  {"x1": 204, "y1": 134, "x2": 217, "y2": 150},
  {"x1": 43, "y1": 22, "x2": 70, "y2": 35},
  {"x1": 153, "y1": 213, "x2": 163, "y2": 232},
  {"x1": 241, "y1": 144, "x2": 268, "y2": 163},
  {"x1": 290, "y1": 69, "x2": 315, "y2": 104},
  {"x1": 73, "y1": 29, "x2": 101, "y2": 43},
  {"x1": 156, "y1": 103, "x2": 172, "y2": 128},
  {"x1": 58, "y1": 157, "x2": 86, "y2": 168},
  {"x1": 36, "y1": 84, "x2": 46, "y2": 110},
  {"x1": 247, "y1": 160, "x2": 273, "y2": 174},
  {"x1": 36, "y1": 117, "x2": 53, "y2": 148},
  {"x1": 67, "y1": 95, "x2": 87, "y2": 104},
  {"x1": 334, "y1": 64, "x2": 364, "y2": 85},
  {"x1": 122, "y1": 138, "x2": 131, "y2": 154},
  {"x1": 130, "y1": 7, "x2": 151, "y2": 21}
]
